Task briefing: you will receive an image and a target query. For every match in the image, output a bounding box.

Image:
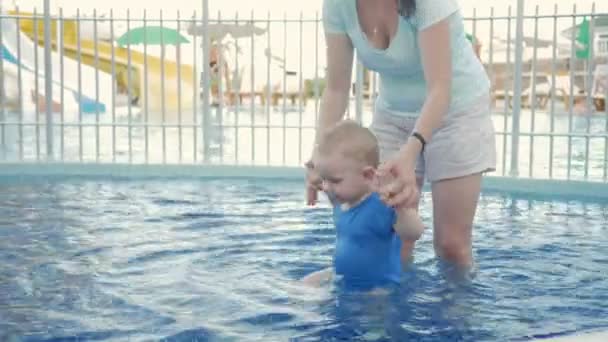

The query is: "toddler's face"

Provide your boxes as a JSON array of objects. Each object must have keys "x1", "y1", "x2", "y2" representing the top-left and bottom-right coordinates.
[{"x1": 316, "y1": 153, "x2": 374, "y2": 205}]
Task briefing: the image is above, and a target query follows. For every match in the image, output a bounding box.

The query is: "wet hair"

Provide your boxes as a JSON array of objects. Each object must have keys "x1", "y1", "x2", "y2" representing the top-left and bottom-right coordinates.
[
  {"x1": 317, "y1": 120, "x2": 380, "y2": 167},
  {"x1": 398, "y1": 0, "x2": 416, "y2": 18}
]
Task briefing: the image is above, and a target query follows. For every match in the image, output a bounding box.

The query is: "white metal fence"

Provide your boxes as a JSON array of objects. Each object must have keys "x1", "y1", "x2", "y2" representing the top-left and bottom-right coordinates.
[{"x1": 0, "y1": 2, "x2": 607, "y2": 184}]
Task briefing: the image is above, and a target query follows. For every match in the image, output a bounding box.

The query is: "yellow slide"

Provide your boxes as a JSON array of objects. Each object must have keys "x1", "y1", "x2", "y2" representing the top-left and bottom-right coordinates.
[{"x1": 13, "y1": 11, "x2": 198, "y2": 121}]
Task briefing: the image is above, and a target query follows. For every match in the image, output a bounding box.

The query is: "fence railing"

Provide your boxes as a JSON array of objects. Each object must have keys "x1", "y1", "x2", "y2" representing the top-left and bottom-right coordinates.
[{"x1": 0, "y1": 1, "x2": 607, "y2": 183}]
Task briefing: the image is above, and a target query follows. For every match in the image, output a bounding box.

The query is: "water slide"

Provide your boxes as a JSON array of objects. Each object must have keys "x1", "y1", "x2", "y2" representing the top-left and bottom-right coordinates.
[
  {"x1": 13, "y1": 11, "x2": 198, "y2": 121},
  {"x1": 0, "y1": 61, "x2": 23, "y2": 110},
  {"x1": 1, "y1": 47, "x2": 69, "y2": 113},
  {"x1": 1, "y1": 16, "x2": 111, "y2": 113}
]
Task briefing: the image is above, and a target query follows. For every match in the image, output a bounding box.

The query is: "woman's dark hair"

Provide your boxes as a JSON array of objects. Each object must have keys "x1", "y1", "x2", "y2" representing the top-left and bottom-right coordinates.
[{"x1": 398, "y1": 0, "x2": 416, "y2": 17}]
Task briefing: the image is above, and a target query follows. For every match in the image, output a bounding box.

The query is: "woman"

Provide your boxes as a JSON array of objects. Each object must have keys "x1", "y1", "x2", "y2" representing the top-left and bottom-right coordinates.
[{"x1": 305, "y1": 0, "x2": 496, "y2": 269}]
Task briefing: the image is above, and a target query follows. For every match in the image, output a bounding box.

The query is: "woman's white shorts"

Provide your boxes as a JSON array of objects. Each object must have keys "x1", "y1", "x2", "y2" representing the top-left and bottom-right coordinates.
[{"x1": 370, "y1": 93, "x2": 497, "y2": 182}]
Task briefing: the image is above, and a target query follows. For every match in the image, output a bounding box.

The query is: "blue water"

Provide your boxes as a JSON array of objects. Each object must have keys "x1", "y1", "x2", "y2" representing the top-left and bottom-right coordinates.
[{"x1": 1, "y1": 177, "x2": 607, "y2": 341}]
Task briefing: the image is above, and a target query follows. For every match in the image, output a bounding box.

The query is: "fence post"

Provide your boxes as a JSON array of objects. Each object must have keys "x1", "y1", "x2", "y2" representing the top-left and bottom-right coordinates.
[
  {"x1": 0, "y1": 7, "x2": 5, "y2": 161},
  {"x1": 201, "y1": 0, "x2": 211, "y2": 163},
  {"x1": 44, "y1": 0, "x2": 54, "y2": 160},
  {"x1": 355, "y1": 60, "x2": 363, "y2": 123},
  {"x1": 510, "y1": 0, "x2": 524, "y2": 177}
]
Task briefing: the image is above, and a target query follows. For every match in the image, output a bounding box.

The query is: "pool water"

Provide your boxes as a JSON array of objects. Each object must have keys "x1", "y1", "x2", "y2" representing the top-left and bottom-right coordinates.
[{"x1": 0, "y1": 177, "x2": 607, "y2": 341}]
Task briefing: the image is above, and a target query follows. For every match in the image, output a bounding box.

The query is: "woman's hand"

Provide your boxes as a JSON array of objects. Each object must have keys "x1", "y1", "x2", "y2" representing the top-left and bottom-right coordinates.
[
  {"x1": 377, "y1": 145, "x2": 420, "y2": 208},
  {"x1": 305, "y1": 159, "x2": 323, "y2": 206}
]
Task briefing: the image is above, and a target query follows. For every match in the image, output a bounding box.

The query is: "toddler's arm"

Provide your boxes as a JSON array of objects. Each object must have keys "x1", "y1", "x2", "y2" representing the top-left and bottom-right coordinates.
[{"x1": 393, "y1": 207, "x2": 424, "y2": 242}]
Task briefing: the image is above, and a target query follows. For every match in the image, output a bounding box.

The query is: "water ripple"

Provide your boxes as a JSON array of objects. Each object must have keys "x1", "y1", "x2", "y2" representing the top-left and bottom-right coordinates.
[{"x1": 0, "y1": 178, "x2": 607, "y2": 341}]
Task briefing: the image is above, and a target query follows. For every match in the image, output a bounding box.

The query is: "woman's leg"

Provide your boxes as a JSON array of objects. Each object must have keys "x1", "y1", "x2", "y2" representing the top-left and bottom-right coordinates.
[
  {"x1": 430, "y1": 172, "x2": 482, "y2": 268},
  {"x1": 425, "y1": 93, "x2": 495, "y2": 268}
]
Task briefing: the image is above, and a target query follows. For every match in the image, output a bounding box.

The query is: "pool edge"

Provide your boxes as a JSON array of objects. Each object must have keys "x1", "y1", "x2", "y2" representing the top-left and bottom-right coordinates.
[{"x1": 1, "y1": 162, "x2": 607, "y2": 201}]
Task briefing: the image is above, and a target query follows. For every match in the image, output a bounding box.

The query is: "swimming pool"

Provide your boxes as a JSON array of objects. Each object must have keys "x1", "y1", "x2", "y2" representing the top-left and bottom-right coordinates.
[{"x1": 1, "y1": 176, "x2": 607, "y2": 341}]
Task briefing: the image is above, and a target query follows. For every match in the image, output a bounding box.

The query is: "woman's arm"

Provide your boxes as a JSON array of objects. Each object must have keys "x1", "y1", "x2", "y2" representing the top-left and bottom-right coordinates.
[
  {"x1": 305, "y1": 33, "x2": 354, "y2": 206},
  {"x1": 396, "y1": 18, "x2": 452, "y2": 166},
  {"x1": 312, "y1": 33, "x2": 354, "y2": 148}
]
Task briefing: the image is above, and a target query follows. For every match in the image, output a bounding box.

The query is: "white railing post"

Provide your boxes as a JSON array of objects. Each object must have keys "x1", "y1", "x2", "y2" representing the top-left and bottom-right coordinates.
[
  {"x1": 201, "y1": 0, "x2": 211, "y2": 163},
  {"x1": 43, "y1": 0, "x2": 54, "y2": 160},
  {"x1": 510, "y1": 0, "x2": 524, "y2": 177},
  {"x1": 355, "y1": 60, "x2": 363, "y2": 123}
]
